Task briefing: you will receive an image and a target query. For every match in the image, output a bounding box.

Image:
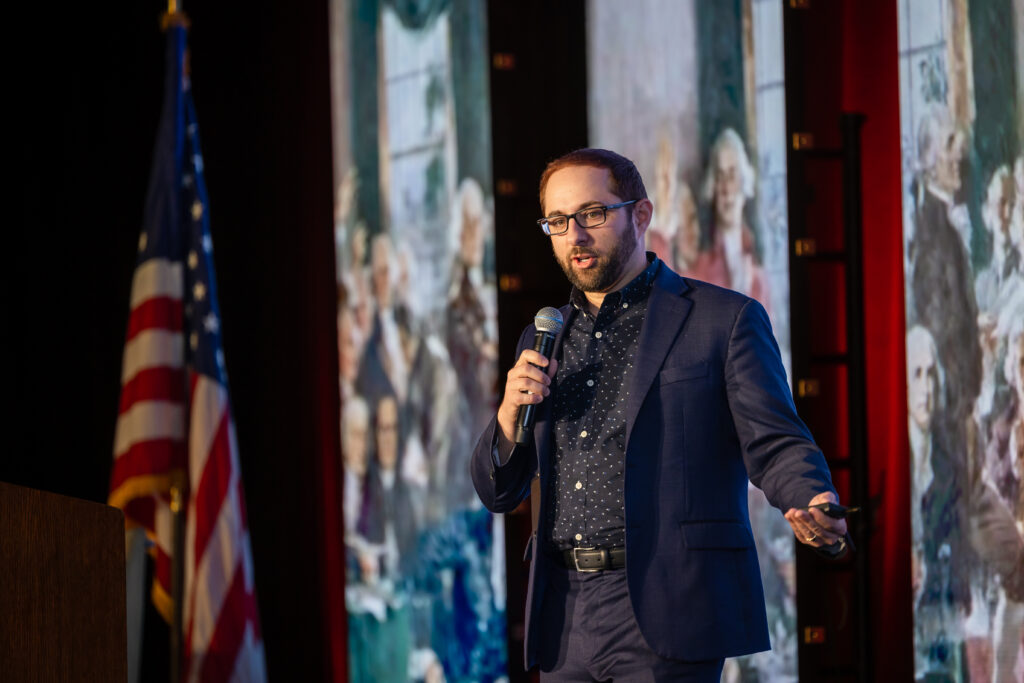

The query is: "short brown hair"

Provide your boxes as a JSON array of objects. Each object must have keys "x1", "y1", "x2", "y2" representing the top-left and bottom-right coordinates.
[{"x1": 538, "y1": 148, "x2": 648, "y2": 213}]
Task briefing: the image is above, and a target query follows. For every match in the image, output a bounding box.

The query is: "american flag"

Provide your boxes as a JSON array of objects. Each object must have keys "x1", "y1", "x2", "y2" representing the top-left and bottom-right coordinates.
[{"x1": 108, "y1": 22, "x2": 267, "y2": 682}]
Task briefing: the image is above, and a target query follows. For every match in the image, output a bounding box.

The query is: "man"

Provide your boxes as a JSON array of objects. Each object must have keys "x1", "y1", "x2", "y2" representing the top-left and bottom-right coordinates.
[
  {"x1": 364, "y1": 394, "x2": 418, "y2": 580},
  {"x1": 904, "y1": 326, "x2": 969, "y2": 682},
  {"x1": 906, "y1": 326, "x2": 940, "y2": 562},
  {"x1": 367, "y1": 233, "x2": 408, "y2": 404},
  {"x1": 910, "y1": 106, "x2": 981, "y2": 432},
  {"x1": 448, "y1": 177, "x2": 499, "y2": 505},
  {"x1": 471, "y1": 148, "x2": 846, "y2": 680}
]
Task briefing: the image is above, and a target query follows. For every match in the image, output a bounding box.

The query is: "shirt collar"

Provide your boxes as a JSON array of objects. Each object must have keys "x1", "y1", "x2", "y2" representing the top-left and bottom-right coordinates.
[
  {"x1": 570, "y1": 252, "x2": 661, "y2": 311},
  {"x1": 926, "y1": 182, "x2": 954, "y2": 207}
]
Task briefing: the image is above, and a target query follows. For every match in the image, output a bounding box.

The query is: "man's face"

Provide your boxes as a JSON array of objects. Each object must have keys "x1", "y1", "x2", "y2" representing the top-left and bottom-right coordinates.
[
  {"x1": 934, "y1": 131, "x2": 963, "y2": 196},
  {"x1": 375, "y1": 397, "x2": 399, "y2": 471},
  {"x1": 343, "y1": 417, "x2": 369, "y2": 476},
  {"x1": 371, "y1": 249, "x2": 391, "y2": 308},
  {"x1": 997, "y1": 177, "x2": 1015, "y2": 237},
  {"x1": 907, "y1": 338, "x2": 939, "y2": 431},
  {"x1": 714, "y1": 145, "x2": 745, "y2": 228},
  {"x1": 460, "y1": 203, "x2": 483, "y2": 268},
  {"x1": 338, "y1": 308, "x2": 360, "y2": 383},
  {"x1": 543, "y1": 165, "x2": 642, "y2": 292}
]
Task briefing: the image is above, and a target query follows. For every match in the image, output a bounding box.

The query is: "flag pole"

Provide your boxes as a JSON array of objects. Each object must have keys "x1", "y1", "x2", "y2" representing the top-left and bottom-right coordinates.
[
  {"x1": 169, "y1": 470, "x2": 187, "y2": 683},
  {"x1": 162, "y1": 3, "x2": 187, "y2": 680}
]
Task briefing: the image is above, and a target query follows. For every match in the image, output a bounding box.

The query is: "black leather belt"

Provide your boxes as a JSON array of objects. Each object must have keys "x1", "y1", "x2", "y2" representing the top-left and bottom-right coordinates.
[{"x1": 555, "y1": 546, "x2": 626, "y2": 572}]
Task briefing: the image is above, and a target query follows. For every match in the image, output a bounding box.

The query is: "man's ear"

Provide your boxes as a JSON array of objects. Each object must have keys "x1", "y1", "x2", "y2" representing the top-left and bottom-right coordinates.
[{"x1": 633, "y1": 198, "x2": 654, "y2": 240}]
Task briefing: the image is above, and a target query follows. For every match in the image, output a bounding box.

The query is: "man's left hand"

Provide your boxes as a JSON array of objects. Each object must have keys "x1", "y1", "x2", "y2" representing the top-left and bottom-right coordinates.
[{"x1": 784, "y1": 491, "x2": 848, "y2": 548}]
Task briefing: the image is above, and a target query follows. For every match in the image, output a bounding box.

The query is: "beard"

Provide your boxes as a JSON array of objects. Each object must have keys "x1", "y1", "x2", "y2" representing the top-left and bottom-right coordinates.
[{"x1": 554, "y1": 224, "x2": 639, "y2": 292}]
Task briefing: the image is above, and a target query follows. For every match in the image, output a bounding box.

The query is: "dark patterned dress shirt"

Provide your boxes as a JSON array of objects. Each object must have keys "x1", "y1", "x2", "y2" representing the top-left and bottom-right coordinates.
[{"x1": 548, "y1": 256, "x2": 660, "y2": 551}]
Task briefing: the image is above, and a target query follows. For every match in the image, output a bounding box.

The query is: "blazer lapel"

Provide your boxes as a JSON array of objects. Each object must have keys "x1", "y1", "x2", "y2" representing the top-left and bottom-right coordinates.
[{"x1": 624, "y1": 269, "x2": 692, "y2": 447}]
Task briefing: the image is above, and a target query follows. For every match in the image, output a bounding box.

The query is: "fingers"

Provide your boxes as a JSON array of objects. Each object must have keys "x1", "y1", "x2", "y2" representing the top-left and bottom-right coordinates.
[
  {"x1": 784, "y1": 507, "x2": 847, "y2": 548},
  {"x1": 518, "y1": 349, "x2": 557, "y2": 377},
  {"x1": 505, "y1": 353, "x2": 552, "y2": 401},
  {"x1": 497, "y1": 352, "x2": 557, "y2": 438},
  {"x1": 790, "y1": 491, "x2": 847, "y2": 547},
  {"x1": 496, "y1": 343, "x2": 561, "y2": 443}
]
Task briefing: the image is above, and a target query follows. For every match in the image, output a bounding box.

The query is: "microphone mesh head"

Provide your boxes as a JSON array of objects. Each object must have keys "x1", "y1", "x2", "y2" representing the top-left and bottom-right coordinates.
[{"x1": 534, "y1": 306, "x2": 564, "y2": 334}]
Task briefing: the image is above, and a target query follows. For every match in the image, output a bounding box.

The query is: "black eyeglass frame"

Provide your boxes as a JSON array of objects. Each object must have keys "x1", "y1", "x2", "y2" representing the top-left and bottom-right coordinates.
[{"x1": 536, "y1": 199, "x2": 639, "y2": 236}]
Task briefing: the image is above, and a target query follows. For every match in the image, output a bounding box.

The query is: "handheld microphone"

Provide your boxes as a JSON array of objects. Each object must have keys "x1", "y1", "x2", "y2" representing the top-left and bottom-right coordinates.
[{"x1": 514, "y1": 307, "x2": 564, "y2": 445}]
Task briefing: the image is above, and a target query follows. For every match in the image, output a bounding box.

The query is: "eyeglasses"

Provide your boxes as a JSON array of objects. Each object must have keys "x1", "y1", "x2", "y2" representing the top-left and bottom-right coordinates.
[{"x1": 537, "y1": 200, "x2": 638, "y2": 236}]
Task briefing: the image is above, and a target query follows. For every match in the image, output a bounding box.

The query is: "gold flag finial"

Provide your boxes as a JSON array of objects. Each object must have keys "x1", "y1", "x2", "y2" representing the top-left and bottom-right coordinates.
[{"x1": 161, "y1": 0, "x2": 190, "y2": 30}]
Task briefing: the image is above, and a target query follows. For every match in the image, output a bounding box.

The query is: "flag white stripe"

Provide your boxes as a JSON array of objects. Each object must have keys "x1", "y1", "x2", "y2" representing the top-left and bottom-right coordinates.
[
  {"x1": 114, "y1": 400, "x2": 185, "y2": 457},
  {"x1": 182, "y1": 376, "x2": 228, "y2": 635},
  {"x1": 187, "y1": 479, "x2": 243, "y2": 660},
  {"x1": 188, "y1": 376, "x2": 227, "y2": 487},
  {"x1": 130, "y1": 258, "x2": 184, "y2": 309},
  {"x1": 121, "y1": 330, "x2": 185, "y2": 385}
]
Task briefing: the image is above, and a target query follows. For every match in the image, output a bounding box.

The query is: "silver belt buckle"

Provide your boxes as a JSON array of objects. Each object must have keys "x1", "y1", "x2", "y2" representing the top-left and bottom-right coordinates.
[{"x1": 572, "y1": 546, "x2": 602, "y2": 573}]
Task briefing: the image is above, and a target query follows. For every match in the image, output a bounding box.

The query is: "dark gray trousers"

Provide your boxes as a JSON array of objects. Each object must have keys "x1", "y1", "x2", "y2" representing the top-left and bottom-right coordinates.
[{"x1": 538, "y1": 565, "x2": 725, "y2": 682}]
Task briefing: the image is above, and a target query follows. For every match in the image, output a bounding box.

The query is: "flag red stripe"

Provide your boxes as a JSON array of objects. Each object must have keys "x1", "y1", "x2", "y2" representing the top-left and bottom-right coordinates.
[
  {"x1": 110, "y1": 439, "x2": 186, "y2": 484},
  {"x1": 122, "y1": 495, "x2": 156, "y2": 531},
  {"x1": 118, "y1": 367, "x2": 187, "y2": 414},
  {"x1": 127, "y1": 296, "x2": 183, "y2": 341},
  {"x1": 191, "y1": 407, "x2": 232, "y2": 570},
  {"x1": 198, "y1": 561, "x2": 252, "y2": 683}
]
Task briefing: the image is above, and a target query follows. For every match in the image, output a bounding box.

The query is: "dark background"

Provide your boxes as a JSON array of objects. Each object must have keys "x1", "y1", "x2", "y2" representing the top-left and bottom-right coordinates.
[{"x1": 11, "y1": 1, "x2": 909, "y2": 681}]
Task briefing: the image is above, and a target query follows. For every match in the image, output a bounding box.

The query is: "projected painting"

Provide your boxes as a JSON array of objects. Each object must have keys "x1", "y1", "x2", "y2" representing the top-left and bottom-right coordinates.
[
  {"x1": 587, "y1": 1, "x2": 795, "y2": 679},
  {"x1": 898, "y1": 0, "x2": 1024, "y2": 680},
  {"x1": 330, "y1": 0, "x2": 505, "y2": 680}
]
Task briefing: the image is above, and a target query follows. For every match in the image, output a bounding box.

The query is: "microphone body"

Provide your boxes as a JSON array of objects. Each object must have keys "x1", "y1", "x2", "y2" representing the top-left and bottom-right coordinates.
[{"x1": 514, "y1": 307, "x2": 564, "y2": 445}]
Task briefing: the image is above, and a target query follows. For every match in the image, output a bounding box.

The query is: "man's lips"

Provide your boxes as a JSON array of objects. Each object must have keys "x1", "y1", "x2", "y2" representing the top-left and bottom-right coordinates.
[{"x1": 571, "y1": 252, "x2": 598, "y2": 268}]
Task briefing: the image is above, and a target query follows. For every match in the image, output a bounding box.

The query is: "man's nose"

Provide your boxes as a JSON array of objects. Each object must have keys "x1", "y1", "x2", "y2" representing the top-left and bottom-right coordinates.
[{"x1": 564, "y1": 216, "x2": 590, "y2": 244}]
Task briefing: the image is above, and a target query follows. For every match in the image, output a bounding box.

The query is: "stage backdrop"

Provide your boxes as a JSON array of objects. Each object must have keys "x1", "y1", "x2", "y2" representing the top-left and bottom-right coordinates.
[
  {"x1": 587, "y1": 1, "x2": 796, "y2": 680},
  {"x1": 330, "y1": 0, "x2": 505, "y2": 680},
  {"x1": 897, "y1": 0, "x2": 1024, "y2": 680}
]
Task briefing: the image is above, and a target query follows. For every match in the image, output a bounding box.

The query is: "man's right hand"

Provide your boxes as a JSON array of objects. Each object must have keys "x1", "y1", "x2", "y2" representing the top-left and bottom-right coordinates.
[{"x1": 496, "y1": 349, "x2": 558, "y2": 451}]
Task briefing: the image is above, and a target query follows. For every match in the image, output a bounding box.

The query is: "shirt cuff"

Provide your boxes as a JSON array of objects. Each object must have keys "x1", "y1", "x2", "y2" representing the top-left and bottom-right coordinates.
[{"x1": 490, "y1": 431, "x2": 517, "y2": 467}]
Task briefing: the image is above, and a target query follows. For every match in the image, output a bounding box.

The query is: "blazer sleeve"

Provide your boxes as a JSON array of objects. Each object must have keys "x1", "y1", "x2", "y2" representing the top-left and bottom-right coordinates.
[
  {"x1": 725, "y1": 297, "x2": 836, "y2": 512},
  {"x1": 470, "y1": 325, "x2": 539, "y2": 513}
]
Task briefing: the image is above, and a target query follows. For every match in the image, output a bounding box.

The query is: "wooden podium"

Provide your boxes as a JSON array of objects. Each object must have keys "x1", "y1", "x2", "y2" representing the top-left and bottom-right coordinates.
[{"x1": 0, "y1": 482, "x2": 127, "y2": 682}]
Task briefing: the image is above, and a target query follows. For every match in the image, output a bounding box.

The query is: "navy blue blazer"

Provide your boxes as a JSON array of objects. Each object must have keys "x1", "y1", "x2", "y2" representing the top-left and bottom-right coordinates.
[{"x1": 470, "y1": 262, "x2": 836, "y2": 667}]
